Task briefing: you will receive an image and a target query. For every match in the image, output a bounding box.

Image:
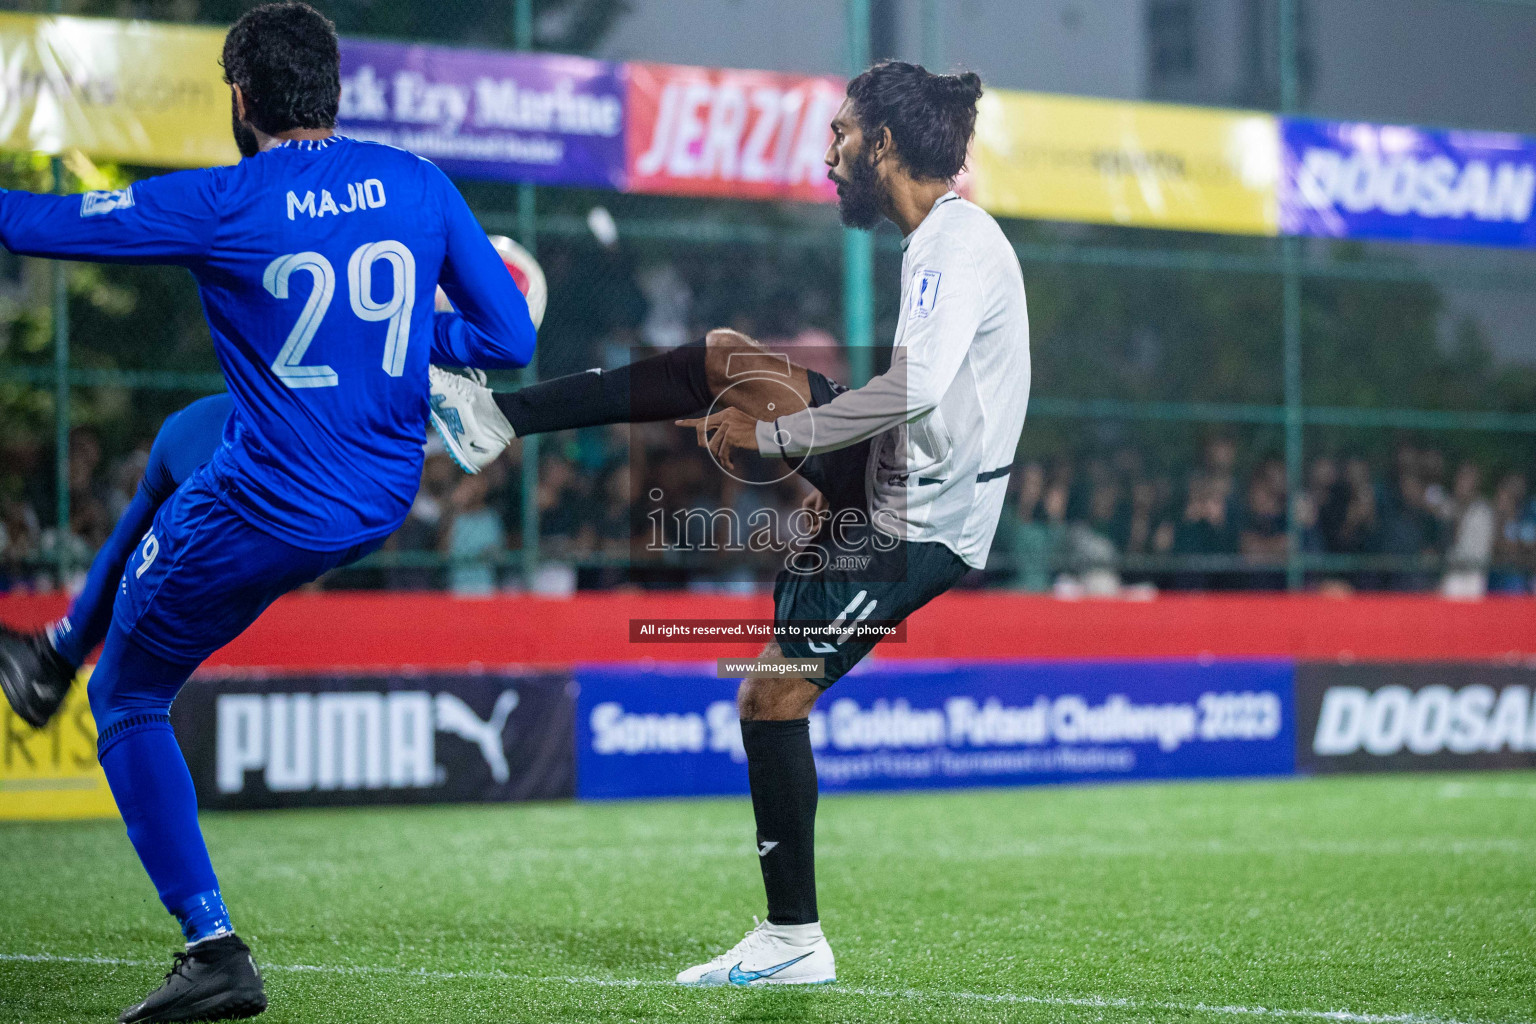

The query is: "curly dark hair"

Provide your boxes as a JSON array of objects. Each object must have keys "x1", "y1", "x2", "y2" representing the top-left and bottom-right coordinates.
[
  {"x1": 221, "y1": 2, "x2": 341, "y2": 135},
  {"x1": 845, "y1": 61, "x2": 983, "y2": 182}
]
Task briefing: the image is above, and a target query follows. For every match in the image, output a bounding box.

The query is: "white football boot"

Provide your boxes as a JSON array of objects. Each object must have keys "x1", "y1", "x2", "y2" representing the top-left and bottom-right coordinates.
[
  {"x1": 427, "y1": 365, "x2": 516, "y2": 474},
  {"x1": 676, "y1": 918, "x2": 835, "y2": 987}
]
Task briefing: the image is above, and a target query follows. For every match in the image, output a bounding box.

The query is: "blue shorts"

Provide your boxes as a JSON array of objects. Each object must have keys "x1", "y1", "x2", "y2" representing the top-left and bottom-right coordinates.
[{"x1": 115, "y1": 468, "x2": 381, "y2": 665}]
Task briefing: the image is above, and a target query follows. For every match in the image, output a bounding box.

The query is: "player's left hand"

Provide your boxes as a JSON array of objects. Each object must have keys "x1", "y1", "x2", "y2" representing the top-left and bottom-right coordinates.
[{"x1": 678, "y1": 407, "x2": 759, "y2": 470}]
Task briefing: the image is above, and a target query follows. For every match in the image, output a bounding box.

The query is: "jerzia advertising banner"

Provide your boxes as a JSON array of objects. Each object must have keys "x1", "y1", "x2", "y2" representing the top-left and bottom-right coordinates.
[
  {"x1": 968, "y1": 89, "x2": 1280, "y2": 236},
  {"x1": 338, "y1": 39, "x2": 626, "y2": 189},
  {"x1": 576, "y1": 660, "x2": 1296, "y2": 799},
  {"x1": 623, "y1": 61, "x2": 842, "y2": 203},
  {"x1": 1296, "y1": 663, "x2": 1536, "y2": 773},
  {"x1": 1280, "y1": 118, "x2": 1536, "y2": 248},
  {"x1": 175, "y1": 670, "x2": 576, "y2": 810}
]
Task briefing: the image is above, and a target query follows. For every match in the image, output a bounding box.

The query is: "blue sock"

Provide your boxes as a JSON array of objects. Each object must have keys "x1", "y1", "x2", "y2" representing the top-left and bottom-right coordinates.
[
  {"x1": 177, "y1": 890, "x2": 234, "y2": 945},
  {"x1": 93, "y1": 627, "x2": 233, "y2": 945},
  {"x1": 52, "y1": 488, "x2": 162, "y2": 668}
]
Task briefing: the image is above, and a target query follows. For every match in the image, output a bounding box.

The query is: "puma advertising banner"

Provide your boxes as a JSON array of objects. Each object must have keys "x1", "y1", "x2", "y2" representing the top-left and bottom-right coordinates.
[{"x1": 173, "y1": 670, "x2": 576, "y2": 809}]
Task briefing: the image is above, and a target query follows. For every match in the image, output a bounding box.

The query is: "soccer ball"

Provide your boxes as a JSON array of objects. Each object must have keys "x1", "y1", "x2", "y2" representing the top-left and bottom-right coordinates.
[{"x1": 434, "y1": 233, "x2": 547, "y2": 330}]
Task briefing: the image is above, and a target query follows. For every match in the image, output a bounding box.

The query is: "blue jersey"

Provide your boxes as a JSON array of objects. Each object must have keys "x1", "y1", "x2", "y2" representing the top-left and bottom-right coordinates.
[
  {"x1": 0, "y1": 136, "x2": 534, "y2": 550},
  {"x1": 143, "y1": 394, "x2": 235, "y2": 504}
]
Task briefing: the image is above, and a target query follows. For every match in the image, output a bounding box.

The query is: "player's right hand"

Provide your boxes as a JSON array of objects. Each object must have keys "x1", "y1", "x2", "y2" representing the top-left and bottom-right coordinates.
[{"x1": 678, "y1": 407, "x2": 759, "y2": 471}]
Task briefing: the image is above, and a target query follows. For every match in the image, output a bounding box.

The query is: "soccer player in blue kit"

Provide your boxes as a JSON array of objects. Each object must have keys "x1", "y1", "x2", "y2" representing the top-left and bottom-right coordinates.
[
  {"x1": 0, "y1": 396, "x2": 234, "y2": 722},
  {"x1": 0, "y1": 235, "x2": 541, "y2": 726},
  {"x1": 0, "y1": 4, "x2": 535, "y2": 1019},
  {"x1": 0, "y1": 244, "x2": 539, "y2": 719}
]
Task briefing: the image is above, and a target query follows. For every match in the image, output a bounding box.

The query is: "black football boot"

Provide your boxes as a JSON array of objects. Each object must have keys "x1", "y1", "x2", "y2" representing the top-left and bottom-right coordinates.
[
  {"x1": 118, "y1": 935, "x2": 267, "y2": 1023},
  {"x1": 0, "y1": 623, "x2": 74, "y2": 729}
]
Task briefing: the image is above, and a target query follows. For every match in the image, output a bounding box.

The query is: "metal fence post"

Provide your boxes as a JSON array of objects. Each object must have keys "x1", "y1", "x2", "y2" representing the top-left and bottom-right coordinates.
[
  {"x1": 844, "y1": 0, "x2": 874, "y2": 385},
  {"x1": 514, "y1": 0, "x2": 540, "y2": 588},
  {"x1": 1282, "y1": 238, "x2": 1303, "y2": 591},
  {"x1": 516, "y1": 183, "x2": 540, "y2": 589},
  {"x1": 514, "y1": 0, "x2": 533, "y2": 51},
  {"x1": 47, "y1": 2, "x2": 70, "y2": 589},
  {"x1": 50, "y1": 155, "x2": 70, "y2": 589},
  {"x1": 1279, "y1": 0, "x2": 1304, "y2": 591},
  {"x1": 921, "y1": 0, "x2": 945, "y2": 69}
]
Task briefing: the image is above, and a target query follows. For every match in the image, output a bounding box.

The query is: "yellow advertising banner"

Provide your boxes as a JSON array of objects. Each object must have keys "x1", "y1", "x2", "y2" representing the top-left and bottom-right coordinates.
[
  {"x1": 0, "y1": 12, "x2": 236, "y2": 167},
  {"x1": 0, "y1": 668, "x2": 118, "y2": 821},
  {"x1": 969, "y1": 89, "x2": 1280, "y2": 236}
]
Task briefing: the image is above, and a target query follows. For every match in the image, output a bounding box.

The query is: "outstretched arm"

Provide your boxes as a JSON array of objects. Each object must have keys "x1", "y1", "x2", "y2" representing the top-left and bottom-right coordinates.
[
  {"x1": 756, "y1": 241, "x2": 985, "y2": 458},
  {"x1": 685, "y1": 238, "x2": 986, "y2": 465},
  {"x1": 0, "y1": 171, "x2": 218, "y2": 265},
  {"x1": 428, "y1": 166, "x2": 536, "y2": 370}
]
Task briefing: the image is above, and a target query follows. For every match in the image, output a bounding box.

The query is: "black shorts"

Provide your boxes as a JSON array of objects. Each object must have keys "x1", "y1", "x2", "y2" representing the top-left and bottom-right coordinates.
[
  {"x1": 773, "y1": 371, "x2": 970, "y2": 686},
  {"x1": 791, "y1": 370, "x2": 871, "y2": 514}
]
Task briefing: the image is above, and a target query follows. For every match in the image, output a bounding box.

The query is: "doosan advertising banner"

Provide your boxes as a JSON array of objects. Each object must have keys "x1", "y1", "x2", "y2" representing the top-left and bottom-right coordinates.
[
  {"x1": 1281, "y1": 117, "x2": 1536, "y2": 247},
  {"x1": 1296, "y1": 663, "x2": 1536, "y2": 773},
  {"x1": 576, "y1": 660, "x2": 1296, "y2": 799},
  {"x1": 337, "y1": 39, "x2": 626, "y2": 189},
  {"x1": 624, "y1": 61, "x2": 843, "y2": 203}
]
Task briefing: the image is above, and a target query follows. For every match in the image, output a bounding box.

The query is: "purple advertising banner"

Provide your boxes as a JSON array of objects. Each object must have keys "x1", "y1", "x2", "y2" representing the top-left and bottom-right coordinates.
[
  {"x1": 337, "y1": 39, "x2": 625, "y2": 189},
  {"x1": 1281, "y1": 117, "x2": 1536, "y2": 247}
]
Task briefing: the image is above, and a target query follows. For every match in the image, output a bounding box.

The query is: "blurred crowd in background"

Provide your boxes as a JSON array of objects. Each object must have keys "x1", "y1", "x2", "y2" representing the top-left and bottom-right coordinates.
[
  {"x1": 993, "y1": 437, "x2": 1535, "y2": 597},
  {"x1": 6, "y1": 330, "x2": 1536, "y2": 601},
  {"x1": 5, "y1": 410, "x2": 1536, "y2": 598},
  {"x1": 5, "y1": 201, "x2": 1536, "y2": 599}
]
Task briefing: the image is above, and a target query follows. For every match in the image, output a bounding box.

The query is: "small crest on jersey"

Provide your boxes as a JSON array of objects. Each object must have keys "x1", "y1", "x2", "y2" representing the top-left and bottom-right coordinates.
[
  {"x1": 80, "y1": 187, "x2": 134, "y2": 218},
  {"x1": 911, "y1": 269, "x2": 941, "y2": 318}
]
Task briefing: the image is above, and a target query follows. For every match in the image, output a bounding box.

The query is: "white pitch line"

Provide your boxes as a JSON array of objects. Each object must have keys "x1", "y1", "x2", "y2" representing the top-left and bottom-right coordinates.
[
  {"x1": 1, "y1": 951, "x2": 1524, "y2": 1024},
  {"x1": 276, "y1": 835, "x2": 1536, "y2": 869}
]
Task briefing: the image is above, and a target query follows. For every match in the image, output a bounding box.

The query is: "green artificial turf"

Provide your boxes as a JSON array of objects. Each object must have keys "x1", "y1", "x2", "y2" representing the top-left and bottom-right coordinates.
[{"x1": 1, "y1": 772, "x2": 1532, "y2": 1023}]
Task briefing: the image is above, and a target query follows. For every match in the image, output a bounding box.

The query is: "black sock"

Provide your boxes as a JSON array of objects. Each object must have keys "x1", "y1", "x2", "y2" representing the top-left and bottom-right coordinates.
[
  {"x1": 740, "y1": 718, "x2": 819, "y2": 926},
  {"x1": 494, "y1": 339, "x2": 711, "y2": 435}
]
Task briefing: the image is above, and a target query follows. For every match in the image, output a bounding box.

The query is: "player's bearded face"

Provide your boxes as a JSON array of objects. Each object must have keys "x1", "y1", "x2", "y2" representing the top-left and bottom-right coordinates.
[
  {"x1": 231, "y1": 94, "x2": 260, "y2": 159},
  {"x1": 831, "y1": 143, "x2": 883, "y2": 229}
]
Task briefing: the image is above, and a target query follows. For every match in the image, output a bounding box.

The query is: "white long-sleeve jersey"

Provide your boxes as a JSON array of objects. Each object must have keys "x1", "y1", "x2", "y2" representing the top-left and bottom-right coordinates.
[{"x1": 755, "y1": 191, "x2": 1031, "y2": 568}]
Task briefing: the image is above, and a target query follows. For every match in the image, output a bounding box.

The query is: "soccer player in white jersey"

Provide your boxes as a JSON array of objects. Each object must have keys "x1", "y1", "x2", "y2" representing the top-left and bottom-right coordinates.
[{"x1": 426, "y1": 61, "x2": 1031, "y2": 986}]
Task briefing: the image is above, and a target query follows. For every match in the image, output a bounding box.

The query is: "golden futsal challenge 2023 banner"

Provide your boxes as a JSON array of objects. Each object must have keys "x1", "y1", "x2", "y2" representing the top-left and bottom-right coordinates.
[
  {"x1": 0, "y1": 12, "x2": 237, "y2": 167},
  {"x1": 968, "y1": 89, "x2": 1281, "y2": 237}
]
